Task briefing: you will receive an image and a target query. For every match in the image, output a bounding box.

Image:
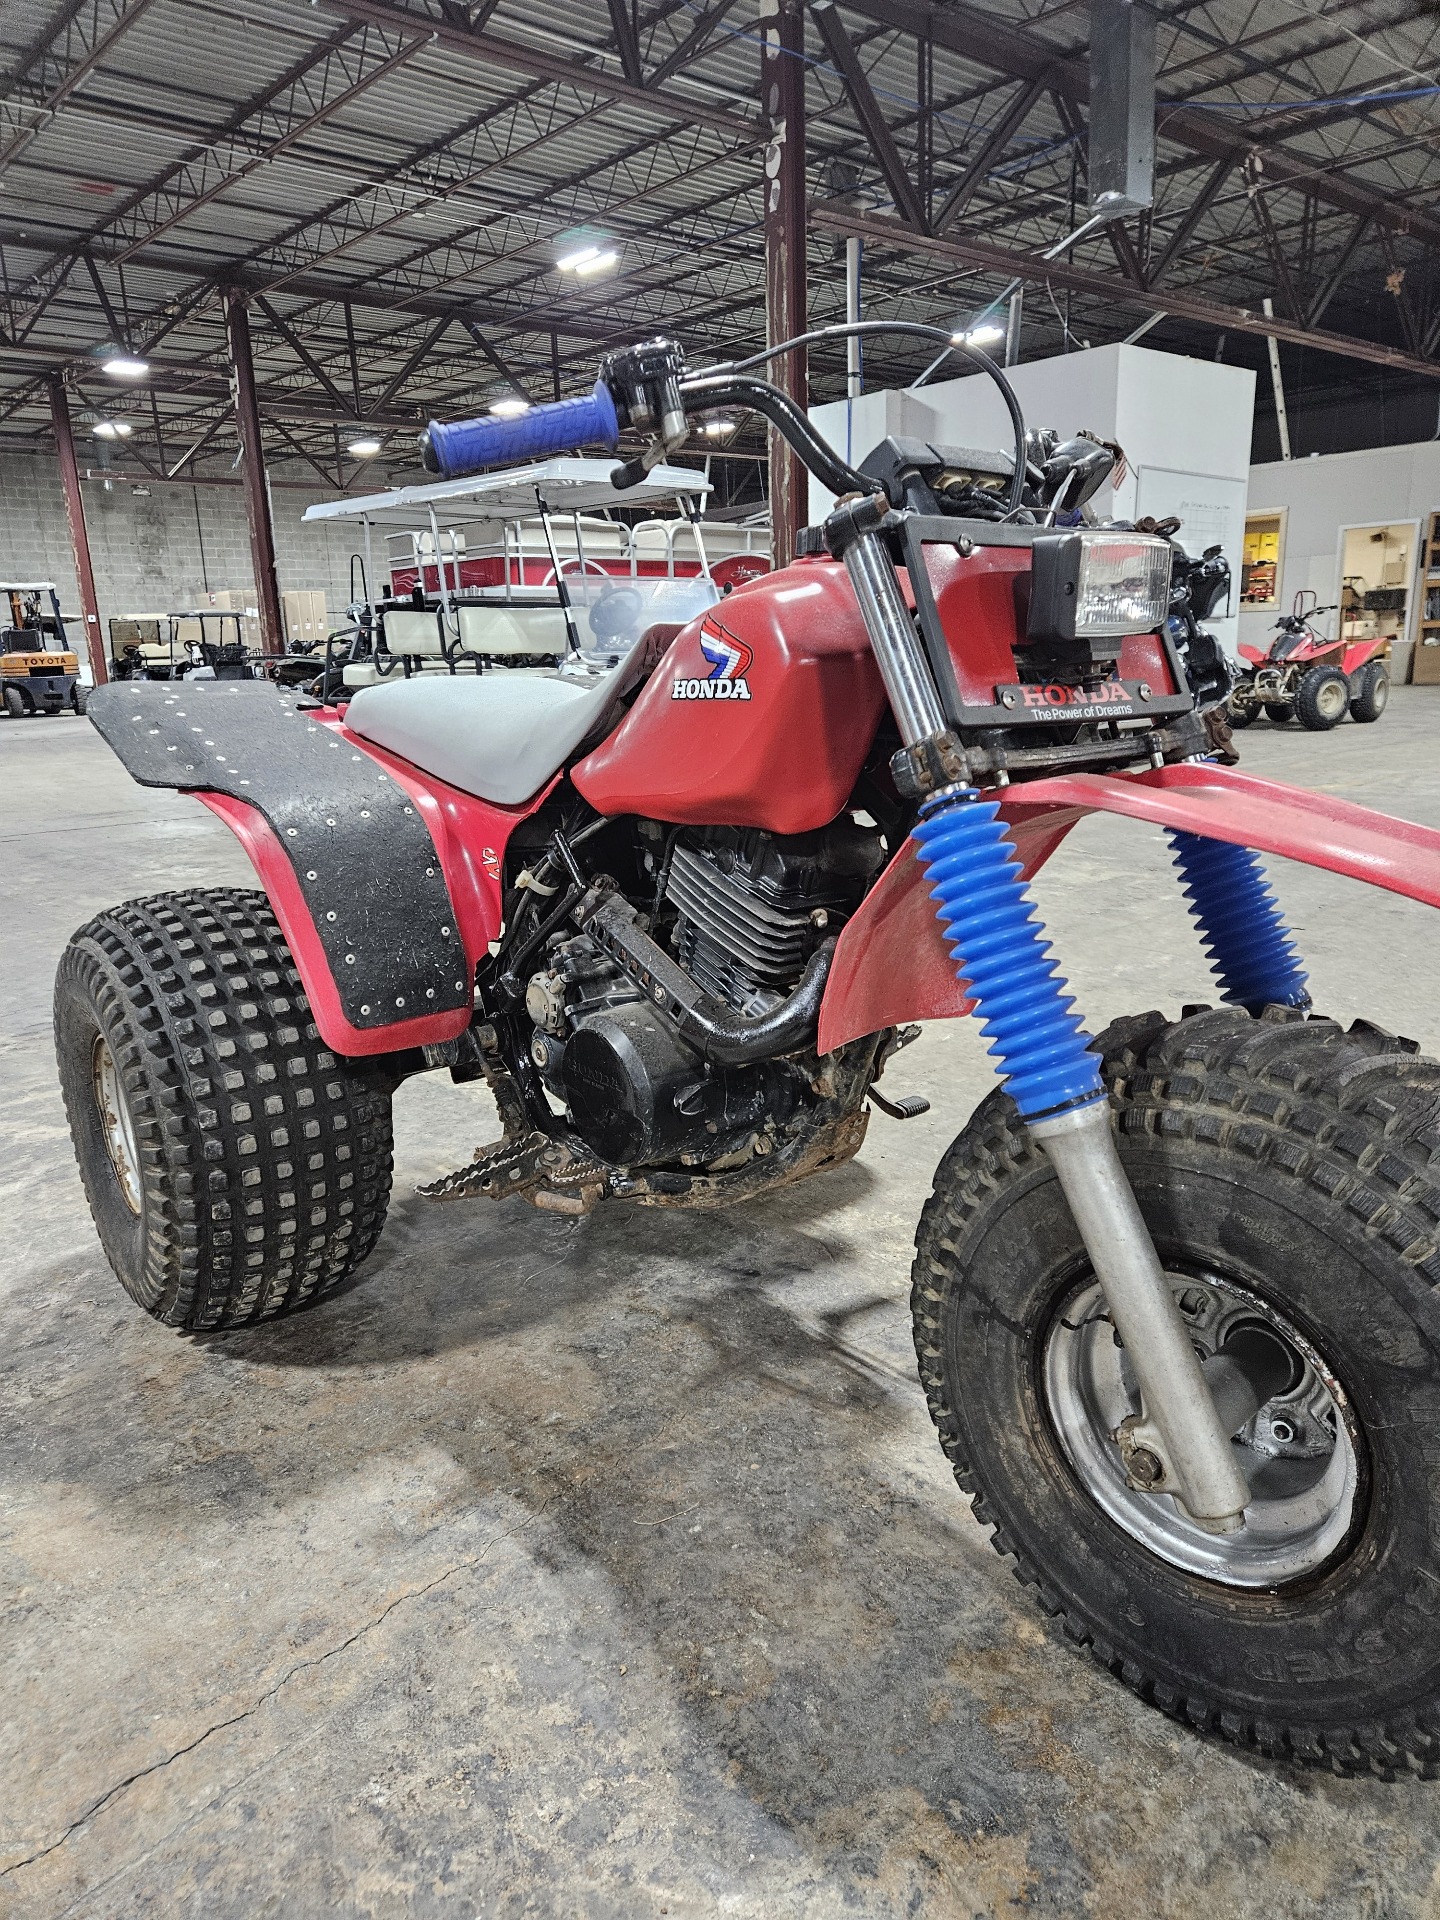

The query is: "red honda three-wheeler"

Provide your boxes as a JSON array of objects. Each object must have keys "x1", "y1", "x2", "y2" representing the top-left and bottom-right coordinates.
[{"x1": 57, "y1": 324, "x2": 1440, "y2": 1777}]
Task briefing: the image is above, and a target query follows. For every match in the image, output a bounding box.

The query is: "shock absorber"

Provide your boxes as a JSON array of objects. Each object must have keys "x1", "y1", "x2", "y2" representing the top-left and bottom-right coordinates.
[
  {"x1": 911, "y1": 793, "x2": 1101, "y2": 1121},
  {"x1": 828, "y1": 493, "x2": 1251, "y2": 1532},
  {"x1": 1168, "y1": 830, "x2": 1310, "y2": 1011},
  {"x1": 912, "y1": 791, "x2": 1252, "y2": 1532}
]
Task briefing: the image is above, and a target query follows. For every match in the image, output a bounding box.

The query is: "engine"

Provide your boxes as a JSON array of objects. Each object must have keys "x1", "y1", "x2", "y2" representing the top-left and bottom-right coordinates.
[
  {"x1": 665, "y1": 823, "x2": 881, "y2": 1017},
  {"x1": 525, "y1": 821, "x2": 884, "y2": 1170}
]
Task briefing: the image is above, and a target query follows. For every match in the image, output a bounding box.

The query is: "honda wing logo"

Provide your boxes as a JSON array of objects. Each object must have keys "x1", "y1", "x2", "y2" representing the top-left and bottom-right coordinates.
[{"x1": 672, "y1": 615, "x2": 753, "y2": 701}]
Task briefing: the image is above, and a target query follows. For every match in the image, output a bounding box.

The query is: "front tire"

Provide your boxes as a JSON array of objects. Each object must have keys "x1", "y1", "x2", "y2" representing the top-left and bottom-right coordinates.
[
  {"x1": 912, "y1": 1005, "x2": 1440, "y2": 1776},
  {"x1": 1295, "y1": 664, "x2": 1349, "y2": 730},
  {"x1": 55, "y1": 889, "x2": 394, "y2": 1330}
]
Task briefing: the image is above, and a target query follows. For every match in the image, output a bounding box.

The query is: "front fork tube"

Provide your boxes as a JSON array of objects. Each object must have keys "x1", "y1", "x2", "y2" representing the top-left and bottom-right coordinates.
[
  {"x1": 838, "y1": 518, "x2": 1307, "y2": 1531},
  {"x1": 911, "y1": 791, "x2": 1252, "y2": 1532}
]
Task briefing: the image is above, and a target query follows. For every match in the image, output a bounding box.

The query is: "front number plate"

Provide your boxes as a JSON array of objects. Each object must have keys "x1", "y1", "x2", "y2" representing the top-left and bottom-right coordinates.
[{"x1": 994, "y1": 679, "x2": 1156, "y2": 722}]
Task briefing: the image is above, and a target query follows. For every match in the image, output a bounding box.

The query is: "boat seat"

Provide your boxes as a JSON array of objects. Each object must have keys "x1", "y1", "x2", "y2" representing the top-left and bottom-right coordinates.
[{"x1": 344, "y1": 663, "x2": 627, "y2": 807}]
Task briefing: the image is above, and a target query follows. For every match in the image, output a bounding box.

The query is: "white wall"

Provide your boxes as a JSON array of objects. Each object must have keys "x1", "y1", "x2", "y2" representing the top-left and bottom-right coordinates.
[
  {"x1": 1240, "y1": 441, "x2": 1440, "y2": 657},
  {"x1": 810, "y1": 345, "x2": 1256, "y2": 656},
  {"x1": 808, "y1": 387, "x2": 951, "y2": 520}
]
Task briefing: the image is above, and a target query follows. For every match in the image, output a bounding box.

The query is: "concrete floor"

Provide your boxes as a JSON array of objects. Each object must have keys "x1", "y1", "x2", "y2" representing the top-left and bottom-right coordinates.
[{"x1": 4, "y1": 690, "x2": 1440, "y2": 1919}]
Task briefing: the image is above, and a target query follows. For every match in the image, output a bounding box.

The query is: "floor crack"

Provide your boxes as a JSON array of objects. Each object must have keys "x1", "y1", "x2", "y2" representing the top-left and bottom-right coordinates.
[{"x1": 1, "y1": 1509, "x2": 543, "y2": 1886}]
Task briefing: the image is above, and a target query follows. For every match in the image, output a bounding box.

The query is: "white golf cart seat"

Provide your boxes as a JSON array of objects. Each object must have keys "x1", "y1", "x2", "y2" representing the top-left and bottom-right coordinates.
[
  {"x1": 455, "y1": 601, "x2": 568, "y2": 657},
  {"x1": 344, "y1": 665, "x2": 628, "y2": 807},
  {"x1": 381, "y1": 606, "x2": 458, "y2": 672}
]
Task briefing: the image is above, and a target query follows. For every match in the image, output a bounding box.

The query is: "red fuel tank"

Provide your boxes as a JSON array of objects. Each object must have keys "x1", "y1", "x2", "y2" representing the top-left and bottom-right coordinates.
[{"x1": 572, "y1": 559, "x2": 886, "y2": 834}]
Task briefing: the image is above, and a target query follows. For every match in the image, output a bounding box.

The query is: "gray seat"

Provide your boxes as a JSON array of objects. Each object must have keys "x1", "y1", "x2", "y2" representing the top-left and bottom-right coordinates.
[{"x1": 343, "y1": 667, "x2": 624, "y2": 806}]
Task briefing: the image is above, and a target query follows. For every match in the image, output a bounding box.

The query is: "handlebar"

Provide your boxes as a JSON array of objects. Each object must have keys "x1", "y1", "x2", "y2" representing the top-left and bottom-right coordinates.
[
  {"x1": 420, "y1": 322, "x2": 1028, "y2": 515},
  {"x1": 421, "y1": 378, "x2": 620, "y2": 476}
]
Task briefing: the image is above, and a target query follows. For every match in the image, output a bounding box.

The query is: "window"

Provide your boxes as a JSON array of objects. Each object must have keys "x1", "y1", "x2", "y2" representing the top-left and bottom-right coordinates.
[{"x1": 1241, "y1": 512, "x2": 1284, "y2": 608}]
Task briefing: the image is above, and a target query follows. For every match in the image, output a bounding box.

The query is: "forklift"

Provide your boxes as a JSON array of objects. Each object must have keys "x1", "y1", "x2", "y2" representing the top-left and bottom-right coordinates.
[{"x1": 1, "y1": 583, "x2": 86, "y2": 717}]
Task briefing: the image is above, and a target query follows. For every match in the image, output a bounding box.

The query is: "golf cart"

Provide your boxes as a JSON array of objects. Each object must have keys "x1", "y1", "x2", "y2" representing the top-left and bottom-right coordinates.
[
  {"x1": 109, "y1": 610, "x2": 258, "y2": 683},
  {"x1": 296, "y1": 457, "x2": 768, "y2": 701},
  {"x1": 1, "y1": 583, "x2": 85, "y2": 716}
]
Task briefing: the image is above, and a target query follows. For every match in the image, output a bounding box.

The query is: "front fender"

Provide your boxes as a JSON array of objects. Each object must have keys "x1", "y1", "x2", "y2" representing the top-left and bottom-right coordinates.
[{"x1": 817, "y1": 762, "x2": 1440, "y2": 1054}]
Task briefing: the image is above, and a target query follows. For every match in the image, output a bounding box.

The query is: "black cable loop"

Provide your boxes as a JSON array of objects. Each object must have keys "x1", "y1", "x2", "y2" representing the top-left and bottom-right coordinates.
[{"x1": 697, "y1": 322, "x2": 1027, "y2": 514}]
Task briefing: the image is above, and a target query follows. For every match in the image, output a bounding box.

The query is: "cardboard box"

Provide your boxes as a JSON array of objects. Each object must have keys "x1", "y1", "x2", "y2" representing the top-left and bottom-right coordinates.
[
  {"x1": 281, "y1": 588, "x2": 329, "y2": 648},
  {"x1": 1413, "y1": 632, "x2": 1440, "y2": 685}
]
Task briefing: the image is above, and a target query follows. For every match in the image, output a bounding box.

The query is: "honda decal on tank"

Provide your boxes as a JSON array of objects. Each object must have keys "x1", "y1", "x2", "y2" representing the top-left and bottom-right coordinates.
[{"x1": 671, "y1": 615, "x2": 753, "y2": 701}]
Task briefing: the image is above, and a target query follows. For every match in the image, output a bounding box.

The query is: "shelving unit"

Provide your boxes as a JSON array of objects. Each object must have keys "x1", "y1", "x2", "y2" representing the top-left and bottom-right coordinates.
[{"x1": 1418, "y1": 508, "x2": 1440, "y2": 685}]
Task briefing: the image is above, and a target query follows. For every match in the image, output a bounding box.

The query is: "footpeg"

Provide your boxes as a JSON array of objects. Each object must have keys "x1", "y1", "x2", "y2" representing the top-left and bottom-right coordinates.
[
  {"x1": 870, "y1": 1089, "x2": 931, "y2": 1120},
  {"x1": 418, "y1": 1130, "x2": 615, "y2": 1212}
]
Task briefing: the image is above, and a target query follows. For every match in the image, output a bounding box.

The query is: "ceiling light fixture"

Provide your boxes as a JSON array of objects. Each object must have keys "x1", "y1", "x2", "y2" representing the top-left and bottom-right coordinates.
[
  {"x1": 573, "y1": 249, "x2": 618, "y2": 277},
  {"x1": 953, "y1": 323, "x2": 1005, "y2": 348},
  {"x1": 347, "y1": 437, "x2": 382, "y2": 457},
  {"x1": 93, "y1": 419, "x2": 132, "y2": 438},
  {"x1": 556, "y1": 242, "x2": 603, "y2": 271},
  {"x1": 700, "y1": 416, "x2": 736, "y2": 439},
  {"x1": 489, "y1": 397, "x2": 531, "y2": 418},
  {"x1": 101, "y1": 355, "x2": 150, "y2": 378}
]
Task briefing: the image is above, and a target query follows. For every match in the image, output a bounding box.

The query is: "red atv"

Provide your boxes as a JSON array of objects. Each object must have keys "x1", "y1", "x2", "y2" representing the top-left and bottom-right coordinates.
[
  {"x1": 1229, "y1": 589, "x2": 1390, "y2": 730},
  {"x1": 57, "y1": 325, "x2": 1440, "y2": 1777}
]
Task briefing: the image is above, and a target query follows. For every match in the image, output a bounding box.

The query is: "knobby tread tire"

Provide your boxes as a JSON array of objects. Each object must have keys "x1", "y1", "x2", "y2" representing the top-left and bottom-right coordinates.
[
  {"x1": 911, "y1": 1003, "x2": 1440, "y2": 1778},
  {"x1": 1350, "y1": 660, "x2": 1389, "y2": 723},
  {"x1": 1295, "y1": 665, "x2": 1348, "y2": 730},
  {"x1": 55, "y1": 888, "x2": 394, "y2": 1330}
]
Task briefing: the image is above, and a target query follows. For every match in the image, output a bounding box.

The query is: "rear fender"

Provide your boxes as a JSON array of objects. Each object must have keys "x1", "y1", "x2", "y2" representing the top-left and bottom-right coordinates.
[
  {"x1": 817, "y1": 762, "x2": 1440, "y2": 1053},
  {"x1": 1340, "y1": 639, "x2": 1386, "y2": 675},
  {"x1": 86, "y1": 681, "x2": 548, "y2": 1058},
  {"x1": 198, "y1": 726, "x2": 550, "y2": 1057}
]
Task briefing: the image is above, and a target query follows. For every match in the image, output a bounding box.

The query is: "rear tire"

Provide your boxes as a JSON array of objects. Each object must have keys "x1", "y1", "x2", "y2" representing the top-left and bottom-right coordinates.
[
  {"x1": 912, "y1": 1005, "x2": 1440, "y2": 1776},
  {"x1": 70, "y1": 684, "x2": 89, "y2": 716},
  {"x1": 1349, "y1": 660, "x2": 1389, "y2": 723},
  {"x1": 3, "y1": 686, "x2": 26, "y2": 718},
  {"x1": 1226, "y1": 695, "x2": 1254, "y2": 729},
  {"x1": 55, "y1": 889, "x2": 394, "y2": 1330},
  {"x1": 1295, "y1": 664, "x2": 1349, "y2": 730}
]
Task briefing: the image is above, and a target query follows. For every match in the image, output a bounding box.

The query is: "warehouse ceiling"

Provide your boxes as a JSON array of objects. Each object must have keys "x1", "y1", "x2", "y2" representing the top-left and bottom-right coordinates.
[{"x1": 0, "y1": 0, "x2": 1437, "y2": 496}]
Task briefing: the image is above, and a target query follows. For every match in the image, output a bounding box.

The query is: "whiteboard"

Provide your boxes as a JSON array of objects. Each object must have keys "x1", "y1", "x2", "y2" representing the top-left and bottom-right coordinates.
[{"x1": 1134, "y1": 465, "x2": 1250, "y2": 656}]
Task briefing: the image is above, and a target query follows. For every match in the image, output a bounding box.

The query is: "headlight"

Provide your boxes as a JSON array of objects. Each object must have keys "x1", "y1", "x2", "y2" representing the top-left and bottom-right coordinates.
[{"x1": 1026, "y1": 531, "x2": 1173, "y2": 661}]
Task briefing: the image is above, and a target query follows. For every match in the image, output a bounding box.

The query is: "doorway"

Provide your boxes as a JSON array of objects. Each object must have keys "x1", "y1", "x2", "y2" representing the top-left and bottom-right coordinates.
[{"x1": 1336, "y1": 520, "x2": 1419, "y2": 653}]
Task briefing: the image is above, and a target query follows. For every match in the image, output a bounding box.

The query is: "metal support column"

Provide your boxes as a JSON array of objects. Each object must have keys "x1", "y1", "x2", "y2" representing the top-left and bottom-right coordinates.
[
  {"x1": 224, "y1": 286, "x2": 284, "y2": 654},
  {"x1": 48, "y1": 375, "x2": 108, "y2": 686},
  {"x1": 761, "y1": 0, "x2": 807, "y2": 568},
  {"x1": 845, "y1": 236, "x2": 863, "y2": 398}
]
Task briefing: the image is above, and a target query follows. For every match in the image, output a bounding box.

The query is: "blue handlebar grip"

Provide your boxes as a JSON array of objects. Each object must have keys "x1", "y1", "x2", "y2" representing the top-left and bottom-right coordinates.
[{"x1": 422, "y1": 379, "x2": 620, "y2": 477}]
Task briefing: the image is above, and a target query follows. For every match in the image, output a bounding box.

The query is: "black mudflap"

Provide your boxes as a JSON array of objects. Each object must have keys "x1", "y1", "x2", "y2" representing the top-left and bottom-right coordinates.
[{"x1": 88, "y1": 682, "x2": 471, "y2": 1033}]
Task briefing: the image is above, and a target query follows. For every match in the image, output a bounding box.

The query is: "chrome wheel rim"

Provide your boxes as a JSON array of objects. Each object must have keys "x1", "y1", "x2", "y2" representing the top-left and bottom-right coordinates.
[
  {"x1": 1044, "y1": 1271, "x2": 1360, "y2": 1587},
  {"x1": 92, "y1": 1034, "x2": 142, "y2": 1217},
  {"x1": 1316, "y1": 677, "x2": 1348, "y2": 719}
]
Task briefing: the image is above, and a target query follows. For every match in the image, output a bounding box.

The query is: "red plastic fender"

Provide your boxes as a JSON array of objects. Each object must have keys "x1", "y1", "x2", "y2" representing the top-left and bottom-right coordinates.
[
  {"x1": 196, "y1": 718, "x2": 552, "y2": 1058},
  {"x1": 817, "y1": 762, "x2": 1440, "y2": 1054},
  {"x1": 1340, "y1": 638, "x2": 1388, "y2": 676}
]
